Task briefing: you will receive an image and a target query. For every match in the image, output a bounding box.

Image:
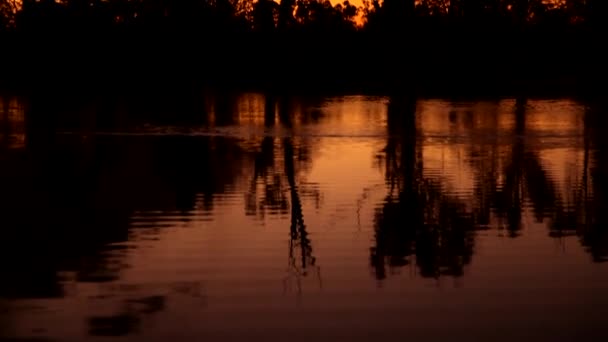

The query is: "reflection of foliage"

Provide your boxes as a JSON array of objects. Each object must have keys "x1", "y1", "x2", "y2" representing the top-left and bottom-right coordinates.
[
  {"x1": 463, "y1": 99, "x2": 608, "y2": 261},
  {"x1": 283, "y1": 137, "x2": 321, "y2": 297},
  {"x1": 246, "y1": 141, "x2": 290, "y2": 217},
  {"x1": 243, "y1": 94, "x2": 322, "y2": 292},
  {"x1": 372, "y1": 176, "x2": 476, "y2": 280},
  {"x1": 571, "y1": 103, "x2": 608, "y2": 262},
  {"x1": 467, "y1": 99, "x2": 573, "y2": 238},
  {"x1": 372, "y1": 97, "x2": 476, "y2": 280},
  {"x1": 373, "y1": 97, "x2": 608, "y2": 279},
  {"x1": 244, "y1": 95, "x2": 322, "y2": 219}
]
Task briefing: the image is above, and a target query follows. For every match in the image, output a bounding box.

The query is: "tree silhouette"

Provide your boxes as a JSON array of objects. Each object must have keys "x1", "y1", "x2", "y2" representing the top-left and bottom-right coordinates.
[
  {"x1": 0, "y1": 0, "x2": 18, "y2": 30},
  {"x1": 1, "y1": 0, "x2": 604, "y2": 92},
  {"x1": 253, "y1": 0, "x2": 277, "y2": 32},
  {"x1": 279, "y1": 0, "x2": 296, "y2": 30}
]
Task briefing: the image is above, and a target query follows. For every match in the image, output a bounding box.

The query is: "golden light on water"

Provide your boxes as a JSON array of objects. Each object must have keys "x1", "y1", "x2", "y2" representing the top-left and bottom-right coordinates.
[{"x1": 2, "y1": 91, "x2": 607, "y2": 341}]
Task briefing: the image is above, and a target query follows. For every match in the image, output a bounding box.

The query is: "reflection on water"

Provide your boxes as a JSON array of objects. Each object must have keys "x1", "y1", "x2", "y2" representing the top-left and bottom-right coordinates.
[
  {"x1": 1, "y1": 92, "x2": 608, "y2": 340},
  {"x1": 0, "y1": 97, "x2": 25, "y2": 150}
]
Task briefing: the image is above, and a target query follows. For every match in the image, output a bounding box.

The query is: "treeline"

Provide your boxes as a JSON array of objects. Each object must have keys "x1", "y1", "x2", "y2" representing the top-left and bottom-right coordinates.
[
  {"x1": 0, "y1": 0, "x2": 606, "y2": 94},
  {"x1": 1, "y1": 0, "x2": 606, "y2": 33}
]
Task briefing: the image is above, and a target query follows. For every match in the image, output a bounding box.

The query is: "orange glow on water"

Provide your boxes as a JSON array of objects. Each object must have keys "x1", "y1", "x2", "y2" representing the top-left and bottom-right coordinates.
[{"x1": 1, "y1": 93, "x2": 606, "y2": 341}]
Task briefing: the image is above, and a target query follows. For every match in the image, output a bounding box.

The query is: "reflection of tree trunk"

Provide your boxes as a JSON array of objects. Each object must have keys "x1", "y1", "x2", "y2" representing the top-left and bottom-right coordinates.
[
  {"x1": 257, "y1": 137, "x2": 275, "y2": 178},
  {"x1": 549, "y1": 106, "x2": 594, "y2": 238},
  {"x1": 385, "y1": 96, "x2": 418, "y2": 193},
  {"x1": 373, "y1": 96, "x2": 477, "y2": 279},
  {"x1": 371, "y1": 96, "x2": 419, "y2": 279},
  {"x1": 514, "y1": 97, "x2": 559, "y2": 227},
  {"x1": 585, "y1": 101, "x2": 608, "y2": 261},
  {"x1": 581, "y1": 108, "x2": 591, "y2": 230},
  {"x1": 471, "y1": 101, "x2": 500, "y2": 226},
  {"x1": 506, "y1": 97, "x2": 526, "y2": 235},
  {"x1": 284, "y1": 138, "x2": 314, "y2": 271},
  {"x1": 503, "y1": 97, "x2": 558, "y2": 233},
  {"x1": 246, "y1": 136, "x2": 277, "y2": 216}
]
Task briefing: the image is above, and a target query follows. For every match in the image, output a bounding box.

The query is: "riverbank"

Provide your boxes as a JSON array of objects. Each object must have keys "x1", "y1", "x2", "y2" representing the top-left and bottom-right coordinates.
[{"x1": 1, "y1": 29, "x2": 605, "y2": 99}]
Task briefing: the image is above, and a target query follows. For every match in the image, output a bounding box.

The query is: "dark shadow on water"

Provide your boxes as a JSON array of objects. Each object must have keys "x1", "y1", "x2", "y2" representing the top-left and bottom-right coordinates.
[
  {"x1": 0, "y1": 93, "x2": 251, "y2": 304},
  {"x1": 0, "y1": 90, "x2": 326, "y2": 302},
  {"x1": 372, "y1": 95, "x2": 476, "y2": 280},
  {"x1": 88, "y1": 314, "x2": 140, "y2": 337},
  {"x1": 371, "y1": 94, "x2": 608, "y2": 281},
  {"x1": 284, "y1": 136, "x2": 317, "y2": 281},
  {"x1": 2, "y1": 91, "x2": 608, "y2": 339},
  {"x1": 576, "y1": 100, "x2": 608, "y2": 261},
  {"x1": 242, "y1": 93, "x2": 321, "y2": 291}
]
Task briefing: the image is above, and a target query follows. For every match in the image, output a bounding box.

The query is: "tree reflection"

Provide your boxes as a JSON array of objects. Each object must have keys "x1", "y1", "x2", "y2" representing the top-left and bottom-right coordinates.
[
  {"x1": 466, "y1": 98, "x2": 570, "y2": 238},
  {"x1": 372, "y1": 95, "x2": 608, "y2": 280},
  {"x1": 525, "y1": 99, "x2": 608, "y2": 262},
  {"x1": 244, "y1": 94, "x2": 322, "y2": 217},
  {"x1": 245, "y1": 136, "x2": 290, "y2": 218},
  {"x1": 575, "y1": 101, "x2": 608, "y2": 261},
  {"x1": 244, "y1": 94, "x2": 288, "y2": 218},
  {"x1": 0, "y1": 90, "x2": 252, "y2": 300},
  {"x1": 4, "y1": 91, "x2": 608, "y2": 342},
  {"x1": 436, "y1": 97, "x2": 608, "y2": 264},
  {"x1": 372, "y1": 96, "x2": 476, "y2": 280},
  {"x1": 284, "y1": 137, "x2": 316, "y2": 278},
  {"x1": 242, "y1": 94, "x2": 321, "y2": 291}
]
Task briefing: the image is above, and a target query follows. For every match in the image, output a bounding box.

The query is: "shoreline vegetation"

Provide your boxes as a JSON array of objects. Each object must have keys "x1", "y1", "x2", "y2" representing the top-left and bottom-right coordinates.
[{"x1": 1, "y1": 0, "x2": 606, "y2": 98}]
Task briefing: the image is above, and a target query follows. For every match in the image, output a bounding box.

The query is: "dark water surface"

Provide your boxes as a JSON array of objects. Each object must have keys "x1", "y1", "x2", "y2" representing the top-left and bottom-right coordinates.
[{"x1": 1, "y1": 93, "x2": 608, "y2": 341}]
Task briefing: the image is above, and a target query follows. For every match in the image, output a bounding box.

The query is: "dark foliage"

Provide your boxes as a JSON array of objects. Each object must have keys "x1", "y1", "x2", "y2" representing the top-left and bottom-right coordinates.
[{"x1": 0, "y1": 0, "x2": 605, "y2": 94}]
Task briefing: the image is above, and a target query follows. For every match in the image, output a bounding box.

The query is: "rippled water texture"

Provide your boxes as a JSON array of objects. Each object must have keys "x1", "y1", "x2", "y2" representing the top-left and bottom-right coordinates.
[{"x1": 1, "y1": 93, "x2": 607, "y2": 341}]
